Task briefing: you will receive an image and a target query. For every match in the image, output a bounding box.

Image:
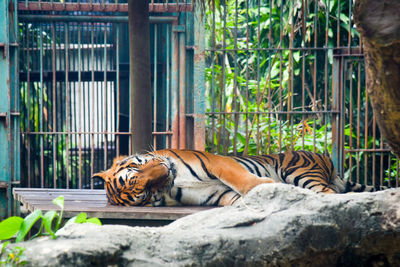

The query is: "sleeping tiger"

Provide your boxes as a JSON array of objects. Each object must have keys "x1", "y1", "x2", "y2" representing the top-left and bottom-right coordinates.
[{"x1": 92, "y1": 149, "x2": 386, "y2": 207}]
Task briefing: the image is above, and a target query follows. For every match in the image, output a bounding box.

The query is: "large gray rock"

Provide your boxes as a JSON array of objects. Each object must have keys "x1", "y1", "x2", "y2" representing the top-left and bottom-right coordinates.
[{"x1": 17, "y1": 184, "x2": 400, "y2": 266}]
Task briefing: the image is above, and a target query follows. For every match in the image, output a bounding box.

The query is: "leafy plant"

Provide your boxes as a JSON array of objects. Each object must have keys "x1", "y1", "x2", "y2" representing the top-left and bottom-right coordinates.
[
  {"x1": 204, "y1": 0, "x2": 399, "y2": 186},
  {"x1": 0, "y1": 196, "x2": 101, "y2": 266}
]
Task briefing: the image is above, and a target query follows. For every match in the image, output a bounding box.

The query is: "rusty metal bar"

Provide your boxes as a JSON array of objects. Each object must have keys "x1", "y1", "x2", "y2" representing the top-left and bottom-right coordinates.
[
  {"x1": 17, "y1": 2, "x2": 193, "y2": 12},
  {"x1": 170, "y1": 22, "x2": 179, "y2": 149},
  {"x1": 51, "y1": 22, "x2": 56, "y2": 188},
  {"x1": 232, "y1": 0, "x2": 238, "y2": 156},
  {"x1": 348, "y1": 62, "x2": 353, "y2": 182},
  {"x1": 178, "y1": 26, "x2": 186, "y2": 149},
  {"x1": 209, "y1": 0, "x2": 216, "y2": 153}
]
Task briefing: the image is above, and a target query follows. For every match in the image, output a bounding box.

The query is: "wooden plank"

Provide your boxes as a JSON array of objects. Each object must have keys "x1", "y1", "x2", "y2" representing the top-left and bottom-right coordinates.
[
  {"x1": 26, "y1": 204, "x2": 212, "y2": 220},
  {"x1": 14, "y1": 188, "x2": 105, "y2": 194},
  {"x1": 13, "y1": 188, "x2": 214, "y2": 221},
  {"x1": 15, "y1": 194, "x2": 106, "y2": 201}
]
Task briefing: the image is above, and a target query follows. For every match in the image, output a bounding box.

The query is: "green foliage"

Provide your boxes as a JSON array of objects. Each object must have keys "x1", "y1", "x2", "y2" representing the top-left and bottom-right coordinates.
[
  {"x1": 0, "y1": 196, "x2": 102, "y2": 266},
  {"x1": 0, "y1": 242, "x2": 27, "y2": 267},
  {"x1": 204, "y1": 0, "x2": 399, "y2": 186}
]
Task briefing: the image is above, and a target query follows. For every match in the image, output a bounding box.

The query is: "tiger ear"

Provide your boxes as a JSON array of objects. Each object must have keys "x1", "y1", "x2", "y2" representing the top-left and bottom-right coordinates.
[{"x1": 92, "y1": 171, "x2": 109, "y2": 182}]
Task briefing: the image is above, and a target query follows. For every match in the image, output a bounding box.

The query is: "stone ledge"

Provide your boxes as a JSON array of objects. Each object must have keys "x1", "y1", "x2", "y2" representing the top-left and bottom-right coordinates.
[{"x1": 16, "y1": 184, "x2": 400, "y2": 267}]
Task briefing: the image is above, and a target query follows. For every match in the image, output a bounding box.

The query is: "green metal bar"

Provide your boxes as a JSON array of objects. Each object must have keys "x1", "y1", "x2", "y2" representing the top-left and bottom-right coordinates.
[{"x1": 0, "y1": 0, "x2": 19, "y2": 219}]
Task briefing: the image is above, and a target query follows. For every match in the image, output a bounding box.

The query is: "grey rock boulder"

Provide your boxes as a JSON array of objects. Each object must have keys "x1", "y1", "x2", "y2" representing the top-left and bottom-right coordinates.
[{"x1": 17, "y1": 184, "x2": 400, "y2": 266}]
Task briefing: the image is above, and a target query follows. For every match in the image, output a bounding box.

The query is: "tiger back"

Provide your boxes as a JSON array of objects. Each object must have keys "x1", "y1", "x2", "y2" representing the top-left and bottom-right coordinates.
[{"x1": 92, "y1": 149, "x2": 387, "y2": 207}]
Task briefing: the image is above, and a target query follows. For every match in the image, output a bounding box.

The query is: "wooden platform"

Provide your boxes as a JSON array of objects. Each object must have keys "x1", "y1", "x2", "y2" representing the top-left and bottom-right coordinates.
[{"x1": 13, "y1": 188, "x2": 213, "y2": 224}]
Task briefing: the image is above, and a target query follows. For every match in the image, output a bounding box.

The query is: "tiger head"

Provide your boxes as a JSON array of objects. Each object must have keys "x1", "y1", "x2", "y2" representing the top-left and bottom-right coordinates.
[{"x1": 92, "y1": 154, "x2": 177, "y2": 206}]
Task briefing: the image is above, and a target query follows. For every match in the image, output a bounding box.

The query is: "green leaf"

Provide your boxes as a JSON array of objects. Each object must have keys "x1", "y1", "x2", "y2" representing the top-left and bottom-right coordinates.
[
  {"x1": 15, "y1": 210, "x2": 42, "y2": 243},
  {"x1": 0, "y1": 217, "x2": 24, "y2": 240},
  {"x1": 74, "y1": 213, "x2": 87, "y2": 224},
  {"x1": 1, "y1": 241, "x2": 11, "y2": 254},
  {"x1": 42, "y1": 211, "x2": 58, "y2": 239},
  {"x1": 85, "y1": 218, "x2": 102, "y2": 226},
  {"x1": 52, "y1": 196, "x2": 64, "y2": 209},
  {"x1": 52, "y1": 196, "x2": 64, "y2": 231}
]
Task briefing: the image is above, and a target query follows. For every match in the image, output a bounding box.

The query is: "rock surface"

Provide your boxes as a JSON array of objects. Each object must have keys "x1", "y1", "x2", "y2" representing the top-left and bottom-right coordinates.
[{"x1": 17, "y1": 184, "x2": 400, "y2": 266}]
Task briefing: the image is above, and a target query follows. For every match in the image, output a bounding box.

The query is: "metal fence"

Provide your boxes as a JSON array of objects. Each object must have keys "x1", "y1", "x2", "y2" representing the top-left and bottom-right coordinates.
[
  {"x1": 17, "y1": 0, "x2": 203, "y2": 189},
  {"x1": 204, "y1": 0, "x2": 398, "y2": 187},
  {"x1": 15, "y1": 0, "x2": 398, "y2": 192}
]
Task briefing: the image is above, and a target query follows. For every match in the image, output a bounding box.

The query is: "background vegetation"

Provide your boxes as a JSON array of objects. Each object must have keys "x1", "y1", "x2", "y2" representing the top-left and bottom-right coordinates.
[{"x1": 204, "y1": 0, "x2": 398, "y2": 186}]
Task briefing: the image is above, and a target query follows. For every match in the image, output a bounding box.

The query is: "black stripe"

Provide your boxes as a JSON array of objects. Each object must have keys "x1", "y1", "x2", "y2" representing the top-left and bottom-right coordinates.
[
  {"x1": 215, "y1": 189, "x2": 233, "y2": 205},
  {"x1": 302, "y1": 179, "x2": 321, "y2": 188},
  {"x1": 233, "y1": 157, "x2": 255, "y2": 174},
  {"x1": 168, "y1": 150, "x2": 202, "y2": 181},
  {"x1": 126, "y1": 193, "x2": 135, "y2": 204},
  {"x1": 293, "y1": 176, "x2": 302, "y2": 186},
  {"x1": 175, "y1": 187, "x2": 182, "y2": 202},
  {"x1": 308, "y1": 183, "x2": 323, "y2": 190},
  {"x1": 238, "y1": 157, "x2": 262, "y2": 176},
  {"x1": 201, "y1": 191, "x2": 218, "y2": 206},
  {"x1": 118, "y1": 177, "x2": 125, "y2": 187},
  {"x1": 193, "y1": 152, "x2": 218, "y2": 180},
  {"x1": 193, "y1": 150, "x2": 208, "y2": 159}
]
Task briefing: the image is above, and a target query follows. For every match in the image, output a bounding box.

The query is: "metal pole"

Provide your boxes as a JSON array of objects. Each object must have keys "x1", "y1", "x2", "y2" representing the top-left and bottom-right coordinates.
[{"x1": 128, "y1": 0, "x2": 152, "y2": 154}]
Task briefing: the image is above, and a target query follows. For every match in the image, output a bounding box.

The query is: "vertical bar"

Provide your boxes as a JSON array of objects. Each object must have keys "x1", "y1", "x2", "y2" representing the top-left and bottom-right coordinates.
[
  {"x1": 78, "y1": 23, "x2": 82, "y2": 189},
  {"x1": 52, "y1": 23, "x2": 57, "y2": 188},
  {"x1": 90, "y1": 23, "x2": 95, "y2": 188},
  {"x1": 278, "y1": 0, "x2": 283, "y2": 152},
  {"x1": 153, "y1": 24, "x2": 158, "y2": 148},
  {"x1": 221, "y1": 0, "x2": 227, "y2": 154},
  {"x1": 26, "y1": 24, "x2": 31, "y2": 188},
  {"x1": 232, "y1": 0, "x2": 238, "y2": 156},
  {"x1": 267, "y1": 0, "x2": 272, "y2": 154},
  {"x1": 331, "y1": 55, "x2": 341, "y2": 176},
  {"x1": 171, "y1": 22, "x2": 179, "y2": 149},
  {"x1": 256, "y1": 0, "x2": 261, "y2": 154},
  {"x1": 210, "y1": 0, "x2": 216, "y2": 153},
  {"x1": 103, "y1": 23, "x2": 108, "y2": 168},
  {"x1": 40, "y1": 24, "x2": 44, "y2": 188},
  {"x1": 166, "y1": 24, "x2": 171, "y2": 148},
  {"x1": 116, "y1": 25, "x2": 120, "y2": 156},
  {"x1": 192, "y1": 1, "x2": 205, "y2": 151},
  {"x1": 364, "y1": 70, "x2": 369, "y2": 185},
  {"x1": 356, "y1": 65, "x2": 361, "y2": 183},
  {"x1": 65, "y1": 23, "x2": 70, "y2": 189},
  {"x1": 129, "y1": 0, "x2": 153, "y2": 154},
  {"x1": 348, "y1": 62, "x2": 353, "y2": 182},
  {"x1": 244, "y1": 0, "x2": 249, "y2": 154},
  {"x1": 179, "y1": 29, "x2": 186, "y2": 149},
  {"x1": 372, "y1": 109, "x2": 376, "y2": 186}
]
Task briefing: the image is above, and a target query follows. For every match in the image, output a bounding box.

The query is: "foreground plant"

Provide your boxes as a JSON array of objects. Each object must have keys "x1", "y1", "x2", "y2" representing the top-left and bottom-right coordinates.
[{"x1": 0, "y1": 196, "x2": 101, "y2": 266}]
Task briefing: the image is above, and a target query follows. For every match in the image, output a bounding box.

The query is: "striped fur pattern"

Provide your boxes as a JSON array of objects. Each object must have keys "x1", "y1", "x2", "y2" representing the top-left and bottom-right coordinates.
[{"x1": 92, "y1": 149, "x2": 386, "y2": 207}]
